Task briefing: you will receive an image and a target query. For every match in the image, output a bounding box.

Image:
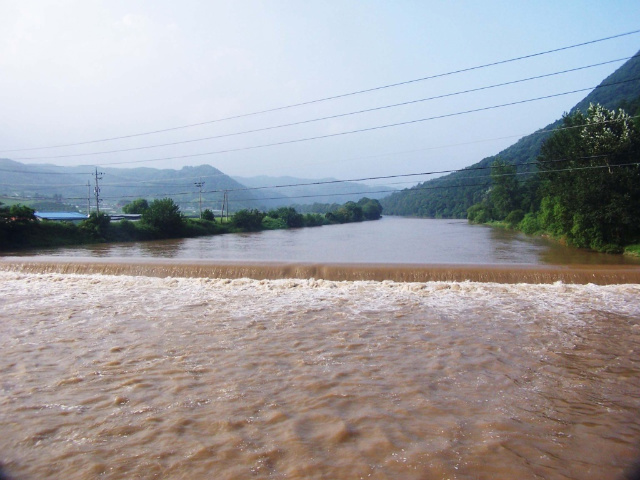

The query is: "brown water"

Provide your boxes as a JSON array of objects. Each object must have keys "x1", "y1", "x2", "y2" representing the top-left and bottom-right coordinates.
[
  {"x1": 10, "y1": 217, "x2": 640, "y2": 266},
  {"x1": 1, "y1": 270, "x2": 639, "y2": 479},
  {"x1": 2, "y1": 218, "x2": 640, "y2": 479}
]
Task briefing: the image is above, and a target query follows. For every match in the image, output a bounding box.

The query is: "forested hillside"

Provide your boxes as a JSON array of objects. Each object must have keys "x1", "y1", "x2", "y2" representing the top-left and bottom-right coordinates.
[
  {"x1": 381, "y1": 51, "x2": 640, "y2": 218},
  {"x1": 467, "y1": 104, "x2": 640, "y2": 252}
]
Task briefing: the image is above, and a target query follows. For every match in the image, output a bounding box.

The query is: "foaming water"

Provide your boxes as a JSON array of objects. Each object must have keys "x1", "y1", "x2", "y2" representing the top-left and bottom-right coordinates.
[
  {"x1": 2, "y1": 258, "x2": 640, "y2": 284},
  {"x1": 1, "y1": 270, "x2": 639, "y2": 479}
]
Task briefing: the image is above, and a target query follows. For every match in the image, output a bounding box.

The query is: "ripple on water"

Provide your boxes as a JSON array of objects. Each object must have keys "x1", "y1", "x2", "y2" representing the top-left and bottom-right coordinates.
[{"x1": 0, "y1": 271, "x2": 639, "y2": 479}]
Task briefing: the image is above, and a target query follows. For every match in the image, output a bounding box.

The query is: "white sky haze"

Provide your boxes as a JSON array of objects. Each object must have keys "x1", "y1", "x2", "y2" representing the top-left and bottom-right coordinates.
[{"x1": 1, "y1": 1, "x2": 639, "y2": 184}]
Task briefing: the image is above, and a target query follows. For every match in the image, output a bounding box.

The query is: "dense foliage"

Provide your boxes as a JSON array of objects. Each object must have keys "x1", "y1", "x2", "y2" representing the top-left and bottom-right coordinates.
[
  {"x1": 467, "y1": 104, "x2": 640, "y2": 252},
  {"x1": 231, "y1": 209, "x2": 266, "y2": 231},
  {"x1": 141, "y1": 198, "x2": 184, "y2": 237},
  {"x1": 381, "y1": 51, "x2": 640, "y2": 219},
  {"x1": 122, "y1": 198, "x2": 150, "y2": 214},
  {"x1": 0, "y1": 197, "x2": 383, "y2": 251}
]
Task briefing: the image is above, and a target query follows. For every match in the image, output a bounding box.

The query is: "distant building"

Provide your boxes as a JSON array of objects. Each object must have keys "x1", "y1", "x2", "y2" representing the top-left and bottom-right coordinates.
[
  {"x1": 34, "y1": 212, "x2": 88, "y2": 222},
  {"x1": 109, "y1": 214, "x2": 141, "y2": 221}
]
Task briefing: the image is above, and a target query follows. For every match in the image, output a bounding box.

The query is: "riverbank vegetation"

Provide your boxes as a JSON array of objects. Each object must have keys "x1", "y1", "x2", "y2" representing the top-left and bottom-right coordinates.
[
  {"x1": 0, "y1": 197, "x2": 382, "y2": 251},
  {"x1": 467, "y1": 104, "x2": 640, "y2": 253}
]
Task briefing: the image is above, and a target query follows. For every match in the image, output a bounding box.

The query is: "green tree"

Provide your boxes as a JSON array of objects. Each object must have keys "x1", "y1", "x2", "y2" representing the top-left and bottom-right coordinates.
[
  {"x1": 201, "y1": 209, "x2": 215, "y2": 221},
  {"x1": 0, "y1": 203, "x2": 37, "y2": 247},
  {"x1": 3, "y1": 204, "x2": 36, "y2": 223},
  {"x1": 488, "y1": 159, "x2": 520, "y2": 220},
  {"x1": 141, "y1": 198, "x2": 184, "y2": 236},
  {"x1": 266, "y1": 207, "x2": 304, "y2": 228},
  {"x1": 303, "y1": 213, "x2": 325, "y2": 227},
  {"x1": 122, "y1": 198, "x2": 150, "y2": 214},
  {"x1": 538, "y1": 103, "x2": 640, "y2": 251},
  {"x1": 231, "y1": 209, "x2": 265, "y2": 231},
  {"x1": 80, "y1": 212, "x2": 111, "y2": 240},
  {"x1": 358, "y1": 198, "x2": 383, "y2": 220}
]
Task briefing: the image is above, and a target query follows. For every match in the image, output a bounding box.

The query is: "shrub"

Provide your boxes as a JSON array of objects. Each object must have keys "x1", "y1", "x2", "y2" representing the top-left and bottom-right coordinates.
[
  {"x1": 467, "y1": 204, "x2": 492, "y2": 224},
  {"x1": 80, "y1": 212, "x2": 111, "y2": 240},
  {"x1": 519, "y1": 213, "x2": 540, "y2": 235},
  {"x1": 231, "y1": 209, "x2": 265, "y2": 231},
  {"x1": 261, "y1": 216, "x2": 287, "y2": 230},
  {"x1": 201, "y1": 209, "x2": 215, "y2": 221},
  {"x1": 303, "y1": 213, "x2": 326, "y2": 227},
  {"x1": 141, "y1": 198, "x2": 184, "y2": 237},
  {"x1": 505, "y1": 209, "x2": 524, "y2": 228}
]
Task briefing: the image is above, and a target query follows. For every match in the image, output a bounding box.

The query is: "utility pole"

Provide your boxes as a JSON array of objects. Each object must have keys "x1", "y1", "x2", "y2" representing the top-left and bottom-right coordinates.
[
  {"x1": 87, "y1": 181, "x2": 91, "y2": 215},
  {"x1": 221, "y1": 190, "x2": 229, "y2": 222},
  {"x1": 194, "y1": 178, "x2": 205, "y2": 218},
  {"x1": 93, "y1": 168, "x2": 104, "y2": 214}
]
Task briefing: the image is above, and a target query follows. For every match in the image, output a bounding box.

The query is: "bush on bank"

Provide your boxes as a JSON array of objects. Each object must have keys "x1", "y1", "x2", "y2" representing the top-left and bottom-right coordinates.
[{"x1": 0, "y1": 198, "x2": 383, "y2": 251}]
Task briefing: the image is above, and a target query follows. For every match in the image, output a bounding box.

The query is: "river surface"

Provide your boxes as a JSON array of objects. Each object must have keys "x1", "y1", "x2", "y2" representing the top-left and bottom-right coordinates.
[
  {"x1": 1, "y1": 218, "x2": 639, "y2": 479},
  {"x1": 12, "y1": 217, "x2": 640, "y2": 265}
]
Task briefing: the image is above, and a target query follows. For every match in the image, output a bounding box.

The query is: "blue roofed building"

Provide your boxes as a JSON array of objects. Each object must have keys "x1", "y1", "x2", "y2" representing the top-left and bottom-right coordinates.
[{"x1": 34, "y1": 212, "x2": 88, "y2": 222}]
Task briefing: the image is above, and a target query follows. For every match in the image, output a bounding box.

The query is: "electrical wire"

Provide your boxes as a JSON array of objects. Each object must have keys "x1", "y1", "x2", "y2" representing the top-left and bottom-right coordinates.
[
  {"x1": 81, "y1": 77, "x2": 640, "y2": 167},
  {"x1": 56, "y1": 153, "x2": 637, "y2": 201},
  {"x1": 1, "y1": 29, "x2": 638, "y2": 153},
  {"x1": 227, "y1": 162, "x2": 640, "y2": 203},
  {"x1": 11, "y1": 57, "x2": 635, "y2": 161}
]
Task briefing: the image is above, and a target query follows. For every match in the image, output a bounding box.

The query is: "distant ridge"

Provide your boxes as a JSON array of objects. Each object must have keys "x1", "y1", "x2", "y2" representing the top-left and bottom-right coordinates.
[
  {"x1": 0, "y1": 160, "x2": 262, "y2": 212},
  {"x1": 232, "y1": 175, "x2": 395, "y2": 205},
  {"x1": 0, "y1": 159, "x2": 394, "y2": 212},
  {"x1": 380, "y1": 51, "x2": 640, "y2": 218}
]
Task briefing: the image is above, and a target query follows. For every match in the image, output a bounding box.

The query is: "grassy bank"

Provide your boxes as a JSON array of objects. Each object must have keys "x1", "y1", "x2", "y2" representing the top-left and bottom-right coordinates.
[
  {"x1": 624, "y1": 244, "x2": 640, "y2": 257},
  {"x1": 471, "y1": 218, "x2": 640, "y2": 256}
]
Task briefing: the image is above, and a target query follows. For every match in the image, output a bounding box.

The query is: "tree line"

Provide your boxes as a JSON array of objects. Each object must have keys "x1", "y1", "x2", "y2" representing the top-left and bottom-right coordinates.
[
  {"x1": 467, "y1": 103, "x2": 640, "y2": 253},
  {"x1": 0, "y1": 197, "x2": 382, "y2": 250}
]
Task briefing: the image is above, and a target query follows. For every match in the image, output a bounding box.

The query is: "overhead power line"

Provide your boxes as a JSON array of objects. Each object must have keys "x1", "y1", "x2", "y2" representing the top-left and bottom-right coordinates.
[
  {"x1": 45, "y1": 158, "x2": 640, "y2": 204},
  {"x1": 57, "y1": 152, "x2": 635, "y2": 202},
  {"x1": 198, "y1": 153, "x2": 638, "y2": 195},
  {"x1": 91, "y1": 77, "x2": 640, "y2": 166},
  {"x1": 6, "y1": 114, "x2": 638, "y2": 184},
  {"x1": 11, "y1": 57, "x2": 635, "y2": 161},
  {"x1": 1, "y1": 28, "x2": 638, "y2": 154},
  {"x1": 228, "y1": 162, "x2": 640, "y2": 203}
]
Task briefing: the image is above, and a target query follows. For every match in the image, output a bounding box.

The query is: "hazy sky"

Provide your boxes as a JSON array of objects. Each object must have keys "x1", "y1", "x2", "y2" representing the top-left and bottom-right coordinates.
[{"x1": 1, "y1": 1, "x2": 639, "y2": 185}]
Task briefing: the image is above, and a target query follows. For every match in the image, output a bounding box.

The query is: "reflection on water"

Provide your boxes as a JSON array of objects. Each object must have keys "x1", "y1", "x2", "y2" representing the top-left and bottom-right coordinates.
[{"x1": 7, "y1": 217, "x2": 640, "y2": 265}]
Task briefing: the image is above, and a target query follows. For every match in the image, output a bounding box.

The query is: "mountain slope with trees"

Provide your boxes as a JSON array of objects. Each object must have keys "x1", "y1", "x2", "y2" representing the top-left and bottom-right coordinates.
[
  {"x1": 381, "y1": 51, "x2": 640, "y2": 218},
  {"x1": 468, "y1": 103, "x2": 640, "y2": 252}
]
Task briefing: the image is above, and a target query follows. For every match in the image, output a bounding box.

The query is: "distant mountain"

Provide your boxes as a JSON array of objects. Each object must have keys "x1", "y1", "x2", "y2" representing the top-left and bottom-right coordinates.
[
  {"x1": 232, "y1": 175, "x2": 396, "y2": 206},
  {"x1": 0, "y1": 160, "x2": 264, "y2": 213},
  {"x1": 0, "y1": 159, "x2": 396, "y2": 214},
  {"x1": 381, "y1": 51, "x2": 640, "y2": 218}
]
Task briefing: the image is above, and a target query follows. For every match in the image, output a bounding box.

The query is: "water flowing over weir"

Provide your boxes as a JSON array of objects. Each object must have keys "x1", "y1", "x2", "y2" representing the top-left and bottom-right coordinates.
[
  {"x1": 1, "y1": 258, "x2": 640, "y2": 479},
  {"x1": 2, "y1": 257, "x2": 640, "y2": 284}
]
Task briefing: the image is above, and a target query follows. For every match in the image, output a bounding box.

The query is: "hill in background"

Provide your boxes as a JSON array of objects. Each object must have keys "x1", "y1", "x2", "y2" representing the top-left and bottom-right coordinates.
[
  {"x1": 0, "y1": 160, "x2": 265, "y2": 214},
  {"x1": 380, "y1": 51, "x2": 640, "y2": 218},
  {"x1": 0, "y1": 160, "x2": 394, "y2": 214},
  {"x1": 232, "y1": 175, "x2": 395, "y2": 206}
]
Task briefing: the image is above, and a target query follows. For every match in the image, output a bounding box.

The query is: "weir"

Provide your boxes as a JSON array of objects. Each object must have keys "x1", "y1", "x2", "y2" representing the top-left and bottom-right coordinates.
[{"x1": 2, "y1": 257, "x2": 640, "y2": 284}]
